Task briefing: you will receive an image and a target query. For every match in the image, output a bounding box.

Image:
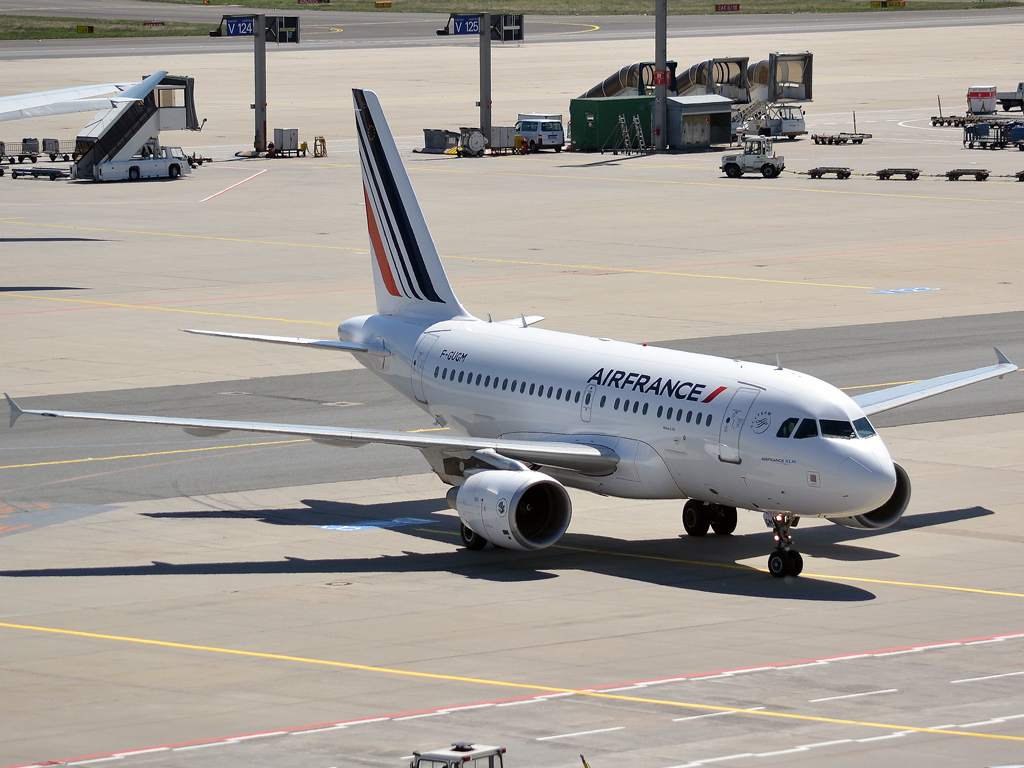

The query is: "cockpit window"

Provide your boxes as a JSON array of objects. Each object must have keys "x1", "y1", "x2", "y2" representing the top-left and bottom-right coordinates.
[
  {"x1": 776, "y1": 418, "x2": 799, "y2": 438},
  {"x1": 793, "y1": 418, "x2": 818, "y2": 439},
  {"x1": 820, "y1": 419, "x2": 856, "y2": 439},
  {"x1": 853, "y1": 417, "x2": 876, "y2": 438}
]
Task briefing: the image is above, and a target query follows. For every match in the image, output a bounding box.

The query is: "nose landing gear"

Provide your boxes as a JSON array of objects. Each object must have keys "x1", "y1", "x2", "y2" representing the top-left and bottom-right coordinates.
[{"x1": 765, "y1": 513, "x2": 802, "y2": 577}]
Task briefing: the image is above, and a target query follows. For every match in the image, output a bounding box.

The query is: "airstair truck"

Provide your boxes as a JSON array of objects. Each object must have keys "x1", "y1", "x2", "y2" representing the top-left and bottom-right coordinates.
[
  {"x1": 73, "y1": 73, "x2": 201, "y2": 180},
  {"x1": 94, "y1": 142, "x2": 191, "y2": 181}
]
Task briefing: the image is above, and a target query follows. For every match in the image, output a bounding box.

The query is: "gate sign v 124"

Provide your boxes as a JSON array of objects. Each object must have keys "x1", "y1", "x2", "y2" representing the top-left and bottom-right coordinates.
[
  {"x1": 226, "y1": 17, "x2": 254, "y2": 36},
  {"x1": 452, "y1": 15, "x2": 480, "y2": 34}
]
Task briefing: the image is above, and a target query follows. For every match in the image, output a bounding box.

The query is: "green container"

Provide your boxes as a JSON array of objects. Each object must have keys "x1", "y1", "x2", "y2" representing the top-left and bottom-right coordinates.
[{"x1": 570, "y1": 96, "x2": 654, "y2": 152}]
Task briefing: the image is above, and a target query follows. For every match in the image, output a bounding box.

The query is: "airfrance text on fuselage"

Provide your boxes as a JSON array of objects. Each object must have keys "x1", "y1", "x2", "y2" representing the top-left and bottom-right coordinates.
[{"x1": 587, "y1": 368, "x2": 726, "y2": 403}]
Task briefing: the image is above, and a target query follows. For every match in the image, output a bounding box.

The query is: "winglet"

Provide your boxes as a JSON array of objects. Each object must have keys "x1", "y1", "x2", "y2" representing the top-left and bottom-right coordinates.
[
  {"x1": 995, "y1": 347, "x2": 1013, "y2": 366},
  {"x1": 5, "y1": 393, "x2": 24, "y2": 428}
]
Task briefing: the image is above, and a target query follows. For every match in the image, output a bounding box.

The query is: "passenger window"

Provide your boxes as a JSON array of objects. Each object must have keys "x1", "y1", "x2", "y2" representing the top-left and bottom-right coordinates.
[
  {"x1": 520, "y1": 382, "x2": 526, "y2": 394},
  {"x1": 458, "y1": 371, "x2": 464, "y2": 383},
  {"x1": 467, "y1": 371, "x2": 473, "y2": 381},
  {"x1": 623, "y1": 399, "x2": 630, "y2": 411},
  {"x1": 657, "y1": 406, "x2": 663, "y2": 418},
  {"x1": 794, "y1": 418, "x2": 818, "y2": 439},
  {"x1": 686, "y1": 410, "x2": 692, "y2": 423},
  {"x1": 676, "y1": 409, "x2": 682, "y2": 421},
  {"x1": 476, "y1": 374, "x2": 482, "y2": 385},
  {"x1": 667, "y1": 407, "x2": 673, "y2": 420},
  {"x1": 853, "y1": 417, "x2": 876, "y2": 438},
  {"x1": 632, "y1": 401, "x2": 639, "y2": 414},
  {"x1": 493, "y1": 377, "x2": 499, "y2": 389},
  {"x1": 575, "y1": 391, "x2": 581, "y2": 404},
  {"x1": 820, "y1": 419, "x2": 856, "y2": 439},
  {"x1": 434, "y1": 366, "x2": 439, "y2": 378},
  {"x1": 442, "y1": 368, "x2": 448, "y2": 379},
  {"x1": 706, "y1": 414, "x2": 712, "y2": 426},
  {"x1": 529, "y1": 383, "x2": 535, "y2": 395},
  {"x1": 556, "y1": 388, "x2": 562, "y2": 399},
  {"x1": 776, "y1": 417, "x2": 799, "y2": 438},
  {"x1": 511, "y1": 379, "x2": 517, "y2": 391},
  {"x1": 566, "y1": 390, "x2": 572, "y2": 402},
  {"x1": 502, "y1": 378, "x2": 508, "y2": 391},
  {"x1": 614, "y1": 398, "x2": 620, "y2": 410},
  {"x1": 547, "y1": 387, "x2": 553, "y2": 398},
  {"x1": 642, "y1": 403, "x2": 649, "y2": 415},
  {"x1": 484, "y1": 375, "x2": 491, "y2": 387},
  {"x1": 696, "y1": 412, "x2": 702, "y2": 424},
  {"x1": 599, "y1": 395, "x2": 606, "y2": 407}
]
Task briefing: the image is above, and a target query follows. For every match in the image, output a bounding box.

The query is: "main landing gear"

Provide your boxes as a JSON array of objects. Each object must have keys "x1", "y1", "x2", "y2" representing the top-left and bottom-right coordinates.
[
  {"x1": 682, "y1": 500, "x2": 737, "y2": 537},
  {"x1": 765, "y1": 512, "x2": 802, "y2": 577}
]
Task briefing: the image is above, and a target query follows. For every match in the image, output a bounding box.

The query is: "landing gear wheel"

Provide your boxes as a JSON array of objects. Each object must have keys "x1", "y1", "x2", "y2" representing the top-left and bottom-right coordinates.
[
  {"x1": 460, "y1": 523, "x2": 487, "y2": 550},
  {"x1": 682, "y1": 501, "x2": 711, "y2": 537},
  {"x1": 768, "y1": 551, "x2": 791, "y2": 578},
  {"x1": 710, "y1": 506, "x2": 738, "y2": 536},
  {"x1": 788, "y1": 550, "x2": 804, "y2": 576}
]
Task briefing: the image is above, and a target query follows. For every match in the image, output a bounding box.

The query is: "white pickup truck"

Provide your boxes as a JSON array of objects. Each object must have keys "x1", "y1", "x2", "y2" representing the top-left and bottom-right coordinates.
[
  {"x1": 94, "y1": 146, "x2": 191, "y2": 182},
  {"x1": 997, "y1": 83, "x2": 1024, "y2": 112}
]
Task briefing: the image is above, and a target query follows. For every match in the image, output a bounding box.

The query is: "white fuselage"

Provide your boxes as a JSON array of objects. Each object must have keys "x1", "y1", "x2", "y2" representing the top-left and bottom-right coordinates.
[{"x1": 341, "y1": 313, "x2": 897, "y2": 520}]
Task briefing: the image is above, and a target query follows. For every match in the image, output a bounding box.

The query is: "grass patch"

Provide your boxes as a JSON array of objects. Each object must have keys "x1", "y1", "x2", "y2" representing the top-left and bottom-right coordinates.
[
  {"x1": 0, "y1": 15, "x2": 213, "y2": 40},
  {"x1": 140, "y1": 0, "x2": 1023, "y2": 13}
]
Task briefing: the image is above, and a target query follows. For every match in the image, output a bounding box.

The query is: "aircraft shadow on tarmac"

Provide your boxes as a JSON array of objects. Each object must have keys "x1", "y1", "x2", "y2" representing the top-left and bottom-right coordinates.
[{"x1": 0, "y1": 500, "x2": 993, "y2": 603}]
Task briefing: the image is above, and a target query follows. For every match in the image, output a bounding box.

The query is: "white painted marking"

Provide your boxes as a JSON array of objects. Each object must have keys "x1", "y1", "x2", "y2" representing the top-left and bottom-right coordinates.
[
  {"x1": 959, "y1": 713, "x2": 1024, "y2": 727},
  {"x1": 393, "y1": 712, "x2": 445, "y2": 721},
  {"x1": 117, "y1": 748, "x2": 169, "y2": 757},
  {"x1": 536, "y1": 726, "x2": 625, "y2": 741},
  {"x1": 289, "y1": 725, "x2": 348, "y2": 735},
  {"x1": 535, "y1": 692, "x2": 575, "y2": 700},
  {"x1": 756, "y1": 747, "x2": 809, "y2": 757},
  {"x1": 784, "y1": 661, "x2": 829, "y2": 669},
  {"x1": 925, "y1": 642, "x2": 962, "y2": 649},
  {"x1": 199, "y1": 169, "x2": 268, "y2": 203},
  {"x1": 795, "y1": 739, "x2": 853, "y2": 749},
  {"x1": 809, "y1": 688, "x2": 897, "y2": 702},
  {"x1": 229, "y1": 731, "x2": 286, "y2": 742},
  {"x1": 952, "y1": 670, "x2": 1024, "y2": 684},
  {"x1": 66, "y1": 758, "x2": 124, "y2": 765},
  {"x1": 496, "y1": 699, "x2": 539, "y2": 707},
  {"x1": 872, "y1": 649, "x2": 922, "y2": 657},
  {"x1": 600, "y1": 685, "x2": 645, "y2": 692},
  {"x1": 855, "y1": 730, "x2": 914, "y2": 743},
  {"x1": 172, "y1": 742, "x2": 226, "y2": 751},
  {"x1": 346, "y1": 716, "x2": 391, "y2": 725},
  {"x1": 695, "y1": 753, "x2": 754, "y2": 763},
  {"x1": 673, "y1": 706, "x2": 765, "y2": 722},
  {"x1": 439, "y1": 703, "x2": 495, "y2": 713}
]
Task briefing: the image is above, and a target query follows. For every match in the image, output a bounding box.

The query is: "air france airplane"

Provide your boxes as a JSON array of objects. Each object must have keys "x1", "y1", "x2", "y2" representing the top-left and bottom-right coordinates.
[{"x1": 7, "y1": 89, "x2": 1017, "y2": 578}]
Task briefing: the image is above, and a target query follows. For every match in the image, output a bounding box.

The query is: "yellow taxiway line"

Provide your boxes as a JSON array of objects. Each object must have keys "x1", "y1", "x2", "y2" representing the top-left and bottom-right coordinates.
[{"x1": 0, "y1": 621, "x2": 1019, "y2": 743}]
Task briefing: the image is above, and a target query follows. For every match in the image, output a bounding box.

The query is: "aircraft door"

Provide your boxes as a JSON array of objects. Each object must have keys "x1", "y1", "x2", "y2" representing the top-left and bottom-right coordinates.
[
  {"x1": 580, "y1": 384, "x2": 596, "y2": 422},
  {"x1": 411, "y1": 333, "x2": 439, "y2": 404},
  {"x1": 718, "y1": 387, "x2": 760, "y2": 464}
]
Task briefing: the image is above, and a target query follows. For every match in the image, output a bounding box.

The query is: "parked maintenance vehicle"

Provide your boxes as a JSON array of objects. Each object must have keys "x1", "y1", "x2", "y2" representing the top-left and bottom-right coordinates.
[
  {"x1": 998, "y1": 83, "x2": 1024, "y2": 112},
  {"x1": 721, "y1": 135, "x2": 785, "y2": 178},
  {"x1": 93, "y1": 143, "x2": 191, "y2": 181}
]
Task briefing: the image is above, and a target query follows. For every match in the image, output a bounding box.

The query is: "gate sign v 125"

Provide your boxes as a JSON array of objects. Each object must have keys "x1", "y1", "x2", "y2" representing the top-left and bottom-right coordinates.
[
  {"x1": 225, "y1": 17, "x2": 253, "y2": 36},
  {"x1": 452, "y1": 15, "x2": 480, "y2": 34}
]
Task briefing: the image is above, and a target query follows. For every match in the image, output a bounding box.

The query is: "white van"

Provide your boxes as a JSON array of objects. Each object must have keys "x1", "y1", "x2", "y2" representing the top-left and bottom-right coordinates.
[{"x1": 516, "y1": 113, "x2": 564, "y2": 152}]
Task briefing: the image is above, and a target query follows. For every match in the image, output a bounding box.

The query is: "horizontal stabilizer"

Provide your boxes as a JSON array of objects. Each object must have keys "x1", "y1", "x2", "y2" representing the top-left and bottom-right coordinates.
[
  {"x1": 182, "y1": 329, "x2": 389, "y2": 356},
  {"x1": 853, "y1": 348, "x2": 1017, "y2": 416},
  {"x1": 5, "y1": 403, "x2": 619, "y2": 476}
]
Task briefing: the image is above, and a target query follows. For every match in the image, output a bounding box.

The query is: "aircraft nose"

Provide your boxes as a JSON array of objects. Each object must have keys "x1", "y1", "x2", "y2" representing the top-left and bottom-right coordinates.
[{"x1": 838, "y1": 451, "x2": 897, "y2": 511}]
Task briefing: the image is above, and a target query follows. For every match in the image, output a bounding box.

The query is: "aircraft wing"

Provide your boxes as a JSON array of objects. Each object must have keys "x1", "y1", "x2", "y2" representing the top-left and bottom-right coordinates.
[
  {"x1": 183, "y1": 329, "x2": 390, "y2": 356},
  {"x1": 5, "y1": 395, "x2": 619, "y2": 476},
  {"x1": 852, "y1": 348, "x2": 1016, "y2": 416},
  {"x1": 0, "y1": 72, "x2": 166, "y2": 123}
]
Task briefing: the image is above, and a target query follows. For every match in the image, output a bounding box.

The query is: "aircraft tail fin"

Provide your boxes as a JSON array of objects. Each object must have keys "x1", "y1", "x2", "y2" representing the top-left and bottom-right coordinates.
[{"x1": 353, "y1": 89, "x2": 471, "y2": 321}]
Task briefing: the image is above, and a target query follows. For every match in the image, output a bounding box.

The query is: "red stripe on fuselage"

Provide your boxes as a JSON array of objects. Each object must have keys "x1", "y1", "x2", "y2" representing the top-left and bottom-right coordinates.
[
  {"x1": 364, "y1": 186, "x2": 401, "y2": 297},
  {"x1": 702, "y1": 386, "x2": 727, "y2": 403}
]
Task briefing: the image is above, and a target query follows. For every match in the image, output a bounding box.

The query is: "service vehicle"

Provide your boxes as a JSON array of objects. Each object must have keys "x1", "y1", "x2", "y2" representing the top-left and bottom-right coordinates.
[
  {"x1": 720, "y1": 135, "x2": 785, "y2": 178},
  {"x1": 967, "y1": 85, "x2": 997, "y2": 114},
  {"x1": 410, "y1": 743, "x2": 506, "y2": 768},
  {"x1": 746, "y1": 104, "x2": 806, "y2": 139},
  {"x1": 93, "y1": 144, "x2": 191, "y2": 182},
  {"x1": 997, "y1": 82, "x2": 1024, "y2": 112},
  {"x1": 515, "y1": 113, "x2": 564, "y2": 152}
]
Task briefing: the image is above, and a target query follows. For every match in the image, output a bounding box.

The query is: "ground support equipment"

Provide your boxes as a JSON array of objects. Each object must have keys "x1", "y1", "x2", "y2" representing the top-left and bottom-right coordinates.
[
  {"x1": 946, "y1": 168, "x2": 989, "y2": 181},
  {"x1": 808, "y1": 166, "x2": 852, "y2": 179},
  {"x1": 876, "y1": 168, "x2": 920, "y2": 180},
  {"x1": 811, "y1": 132, "x2": 871, "y2": 145},
  {"x1": 10, "y1": 167, "x2": 70, "y2": 180}
]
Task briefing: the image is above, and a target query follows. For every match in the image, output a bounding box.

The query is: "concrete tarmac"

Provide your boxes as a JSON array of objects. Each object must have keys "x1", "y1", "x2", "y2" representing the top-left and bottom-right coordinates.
[{"x1": 3, "y1": 10, "x2": 1024, "y2": 768}]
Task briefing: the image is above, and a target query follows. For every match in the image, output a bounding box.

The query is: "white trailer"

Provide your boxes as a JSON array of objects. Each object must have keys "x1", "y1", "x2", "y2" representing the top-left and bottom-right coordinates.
[
  {"x1": 967, "y1": 85, "x2": 997, "y2": 114},
  {"x1": 94, "y1": 145, "x2": 190, "y2": 181}
]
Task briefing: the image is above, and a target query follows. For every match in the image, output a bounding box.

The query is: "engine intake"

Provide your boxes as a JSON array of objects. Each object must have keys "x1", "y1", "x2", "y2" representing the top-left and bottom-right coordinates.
[
  {"x1": 831, "y1": 462, "x2": 911, "y2": 530},
  {"x1": 446, "y1": 470, "x2": 572, "y2": 550}
]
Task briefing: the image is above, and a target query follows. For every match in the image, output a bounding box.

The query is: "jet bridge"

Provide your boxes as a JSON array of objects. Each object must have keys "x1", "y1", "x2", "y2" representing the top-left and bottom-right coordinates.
[
  {"x1": 74, "y1": 74, "x2": 201, "y2": 180},
  {"x1": 579, "y1": 61, "x2": 678, "y2": 99},
  {"x1": 674, "y1": 58, "x2": 750, "y2": 103},
  {"x1": 747, "y1": 52, "x2": 813, "y2": 102}
]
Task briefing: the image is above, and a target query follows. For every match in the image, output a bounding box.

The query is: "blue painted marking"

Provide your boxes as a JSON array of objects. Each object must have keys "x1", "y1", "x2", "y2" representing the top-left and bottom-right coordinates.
[
  {"x1": 867, "y1": 287, "x2": 944, "y2": 295},
  {"x1": 318, "y1": 517, "x2": 437, "y2": 532}
]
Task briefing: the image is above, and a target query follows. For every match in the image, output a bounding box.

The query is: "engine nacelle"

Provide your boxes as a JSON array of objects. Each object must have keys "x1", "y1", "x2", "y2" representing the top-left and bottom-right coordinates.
[
  {"x1": 831, "y1": 462, "x2": 911, "y2": 530},
  {"x1": 446, "y1": 470, "x2": 572, "y2": 550}
]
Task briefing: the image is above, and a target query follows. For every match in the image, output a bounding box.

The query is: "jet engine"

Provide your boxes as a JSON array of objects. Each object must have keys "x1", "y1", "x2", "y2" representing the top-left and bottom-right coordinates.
[
  {"x1": 831, "y1": 462, "x2": 911, "y2": 530},
  {"x1": 446, "y1": 470, "x2": 572, "y2": 550}
]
